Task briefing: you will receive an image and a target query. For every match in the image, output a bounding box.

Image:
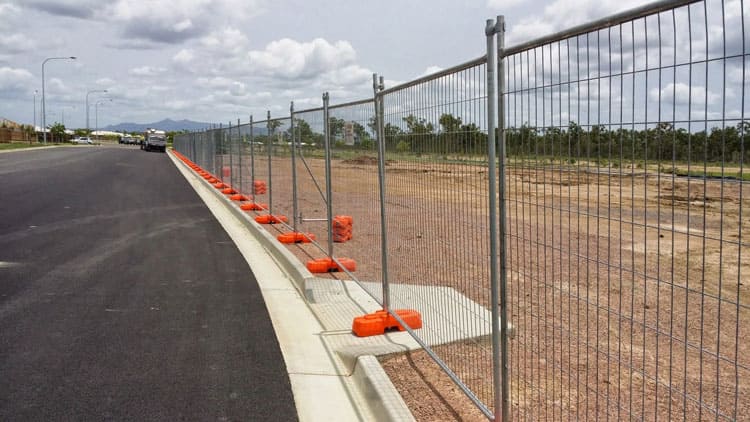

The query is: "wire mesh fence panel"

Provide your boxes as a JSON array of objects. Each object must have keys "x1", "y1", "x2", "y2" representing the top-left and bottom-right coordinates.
[
  {"x1": 235, "y1": 122, "x2": 253, "y2": 202},
  {"x1": 287, "y1": 107, "x2": 331, "y2": 265},
  {"x1": 212, "y1": 128, "x2": 223, "y2": 180},
  {"x1": 267, "y1": 117, "x2": 293, "y2": 229},
  {"x1": 379, "y1": 58, "x2": 498, "y2": 415},
  {"x1": 201, "y1": 131, "x2": 213, "y2": 175},
  {"x1": 326, "y1": 99, "x2": 383, "y2": 295},
  {"x1": 502, "y1": 0, "x2": 749, "y2": 419},
  {"x1": 250, "y1": 118, "x2": 271, "y2": 214}
]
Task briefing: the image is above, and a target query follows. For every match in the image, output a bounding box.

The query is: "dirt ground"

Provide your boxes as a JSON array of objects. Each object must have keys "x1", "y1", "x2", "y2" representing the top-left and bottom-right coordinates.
[{"x1": 215, "y1": 149, "x2": 749, "y2": 421}]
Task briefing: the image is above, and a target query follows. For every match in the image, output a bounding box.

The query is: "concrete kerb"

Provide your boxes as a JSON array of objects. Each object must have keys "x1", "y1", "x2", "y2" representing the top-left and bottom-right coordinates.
[{"x1": 167, "y1": 150, "x2": 415, "y2": 422}]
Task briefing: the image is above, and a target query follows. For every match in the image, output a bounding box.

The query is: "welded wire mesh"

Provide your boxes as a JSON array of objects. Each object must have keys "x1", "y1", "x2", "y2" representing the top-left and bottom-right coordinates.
[
  {"x1": 378, "y1": 58, "x2": 498, "y2": 416},
  {"x1": 287, "y1": 107, "x2": 330, "y2": 263},
  {"x1": 502, "y1": 0, "x2": 749, "y2": 419},
  {"x1": 267, "y1": 117, "x2": 292, "y2": 223},
  {"x1": 326, "y1": 99, "x2": 383, "y2": 295},
  {"x1": 250, "y1": 118, "x2": 271, "y2": 212}
]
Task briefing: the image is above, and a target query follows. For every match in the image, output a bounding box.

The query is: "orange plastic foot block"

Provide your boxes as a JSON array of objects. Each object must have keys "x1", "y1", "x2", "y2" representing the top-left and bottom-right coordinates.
[
  {"x1": 255, "y1": 214, "x2": 288, "y2": 224},
  {"x1": 222, "y1": 187, "x2": 237, "y2": 195},
  {"x1": 213, "y1": 182, "x2": 226, "y2": 189},
  {"x1": 333, "y1": 215, "x2": 353, "y2": 242},
  {"x1": 230, "y1": 194, "x2": 249, "y2": 201},
  {"x1": 253, "y1": 180, "x2": 267, "y2": 195},
  {"x1": 306, "y1": 257, "x2": 356, "y2": 273},
  {"x1": 352, "y1": 309, "x2": 422, "y2": 337},
  {"x1": 240, "y1": 202, "x2": 267, "y2": 211},
  {"x1": 277, "y1": 232, "x2": 315, "y2": 244}
]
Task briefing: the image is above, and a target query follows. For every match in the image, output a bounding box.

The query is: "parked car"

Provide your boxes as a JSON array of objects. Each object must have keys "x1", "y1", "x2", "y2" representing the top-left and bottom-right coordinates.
[{"x1": 74, "y1": 137, "x2": 93, "y2": 145}]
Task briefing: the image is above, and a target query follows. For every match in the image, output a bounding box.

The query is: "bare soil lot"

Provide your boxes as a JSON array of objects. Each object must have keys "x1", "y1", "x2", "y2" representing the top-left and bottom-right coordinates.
[{"x1": 222, "y1": 151, "x2": 749, "y2": 420}]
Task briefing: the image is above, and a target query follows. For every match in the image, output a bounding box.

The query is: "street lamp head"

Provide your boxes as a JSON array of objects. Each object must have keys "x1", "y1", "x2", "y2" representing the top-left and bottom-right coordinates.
[{"x1": 70, "y1": 56, "x2": 76, "y2": 60}]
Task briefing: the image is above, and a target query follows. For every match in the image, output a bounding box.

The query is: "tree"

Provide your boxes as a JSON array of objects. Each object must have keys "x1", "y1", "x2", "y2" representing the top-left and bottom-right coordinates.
[
  {"x1": 439, "y1": 113, "x2": 462, "y2": 134},
  {"x1": 351, "y1": 121, "x2": 372, "y2": 146},
  {"x1": 50, "y1": 122, "x2": 66, "y2": 143},
  {"x1": 403, "y1": 115, "x2": 434, "y2": 135},
  {"x1": 328, "y1": 117, "x2": 345, "y2": 139},
  {"x1": 268, "y1": 119, "x2": 283, "y2": 134}
]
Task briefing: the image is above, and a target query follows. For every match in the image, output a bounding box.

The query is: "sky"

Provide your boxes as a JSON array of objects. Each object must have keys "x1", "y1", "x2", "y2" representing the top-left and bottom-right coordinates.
[{"x1": 0, "y1": 0, "x2": 670, "y2": 129}]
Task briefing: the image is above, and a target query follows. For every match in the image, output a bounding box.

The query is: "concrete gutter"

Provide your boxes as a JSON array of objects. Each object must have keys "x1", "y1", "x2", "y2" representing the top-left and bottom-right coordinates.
[{"x1": 168, "y1": 151, "x2": 415, "y2": 422}]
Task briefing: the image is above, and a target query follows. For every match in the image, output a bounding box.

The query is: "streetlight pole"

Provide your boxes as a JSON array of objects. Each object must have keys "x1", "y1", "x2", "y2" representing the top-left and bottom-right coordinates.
[
  {"x1": 33, "y1": 89, "x2": 38, "y2": 135},
  {"x1": 95, "y1": 99, "x2": 111, "y2": 142},
  {"x1": 86, "y1": 89, "x2": 107, "y2": 136},
  {"x1": 42, "y1": 56, "x2": 76, "y2": 144}
]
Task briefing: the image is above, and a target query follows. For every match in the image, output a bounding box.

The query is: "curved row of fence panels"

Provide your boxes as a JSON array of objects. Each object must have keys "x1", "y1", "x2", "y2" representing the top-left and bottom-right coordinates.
[{"x1": 175, "y1": 0, "x2": 748, "y2": 419}]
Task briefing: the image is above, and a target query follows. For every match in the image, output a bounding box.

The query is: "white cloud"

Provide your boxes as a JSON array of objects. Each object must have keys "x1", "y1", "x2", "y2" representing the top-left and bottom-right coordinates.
[
  {"x1": 507, "y1": 0, "x2": 652, "y2": 45},
  {"x1": 200, "y1": 27, "x2": 249, "y2": 54},
  {"x1": 165, "y1": 99, "x2": 190, "y2": 110},
  {"x1": 173, "y1": 49, "x2": 194, "y2": 64},
  {"x1": 248, "y1": 38, "x2": 357, "y2": 79},
  {"x1": 421, "y1": 66, "x2": 444, "y2": 77},
  {"x1": 0, "y1": 66, "x2": 33, "y2": 93},
  {"x1": 96, "y1": 77, "x2": 115, "y2": 86},
  {"x1": 129, "y1": 66, "x2": 167, "y2": 76},
  {"x1": 104, "y1": 0, "x2": 261, "y2": 44},
  {"x1": 319, "y1": 64, "x2": 372, "y2": 88},
  {"x1": 0, "y1": 33, "x2": 36, "y2": 54},
  {"x1": 486, "y1": 0, "x2": 525, "y2": 8},
  {"x1": 650, "y1": 83, "x2": 721, "y2": 106},
  {"x1": 0, "y1": 2, "x2": 21, "y2": 15}
]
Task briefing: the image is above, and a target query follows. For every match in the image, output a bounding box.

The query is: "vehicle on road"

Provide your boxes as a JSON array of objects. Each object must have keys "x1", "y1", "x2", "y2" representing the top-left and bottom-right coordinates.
[
  {"x1": 141, "y1": 128, "x2": 166, "y2": 152},
  {"x1": 119, "y1": 135, "x2": 136, "y2": 145},
  {"x1": 74, "y1": 137, "x2": 93, "y2": 145}
]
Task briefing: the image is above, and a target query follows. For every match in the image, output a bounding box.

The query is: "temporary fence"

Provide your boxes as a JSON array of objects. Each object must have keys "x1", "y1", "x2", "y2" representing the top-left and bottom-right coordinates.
[{"x1": 173, "y1": 0, "x2": 748, "y2": 419}]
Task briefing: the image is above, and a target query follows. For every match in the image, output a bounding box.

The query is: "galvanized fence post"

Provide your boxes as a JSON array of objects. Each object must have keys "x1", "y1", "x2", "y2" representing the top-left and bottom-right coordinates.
[
  {"x1": 267, "y1": 111, "x2": 274, "y2": 215},
  {"x1": 218, "y1": 123, "x2": 223, "y2": 181},
  {"x1": 373, "y1": 74, "x2": 390, "y2": 312},
  {"x1": 249, "y1": 115, "x2": 255, "y2": 190},
  {"x1": 496, "y1": 15, "x2": 510, "y2": 421},
  {"x1": 486, "y1": 17, "x2": 505, "y2": 421},
  {"x1": 228, "y1": 121, "x2": 233, "y2": 189},
  {"x1": 237, "y1": 118, "x2": 242, "y2": 195},
  {"x1": 322, "y1": 92, "x2": 334, "y2": 258},
  {"x1": 290, "y1": 102, "x2": 299, "y2": 232}
]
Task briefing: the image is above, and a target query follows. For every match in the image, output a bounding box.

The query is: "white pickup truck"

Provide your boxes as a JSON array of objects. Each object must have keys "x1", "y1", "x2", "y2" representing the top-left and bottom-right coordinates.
[{"x1": 141, "y1": 128, "x2": 166, "y2": 152}]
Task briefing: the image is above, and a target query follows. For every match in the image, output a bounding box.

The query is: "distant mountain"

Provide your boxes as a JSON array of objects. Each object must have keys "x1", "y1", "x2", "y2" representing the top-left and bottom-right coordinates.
[{"x1": 103, "y1": 118, "x2": 213, "y2": 133}]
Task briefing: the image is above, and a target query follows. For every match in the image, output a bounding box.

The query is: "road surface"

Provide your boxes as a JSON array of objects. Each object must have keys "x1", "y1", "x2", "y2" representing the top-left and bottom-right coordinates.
[{"x1": 0, "y1": 146, "x2": 297, "y2": 421}]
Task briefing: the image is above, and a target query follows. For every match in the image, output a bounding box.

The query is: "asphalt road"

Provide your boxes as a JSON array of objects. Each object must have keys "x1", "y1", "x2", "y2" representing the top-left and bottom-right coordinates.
[{"x1": 0, "y1": 146, "x2": 298, "y2": 421}]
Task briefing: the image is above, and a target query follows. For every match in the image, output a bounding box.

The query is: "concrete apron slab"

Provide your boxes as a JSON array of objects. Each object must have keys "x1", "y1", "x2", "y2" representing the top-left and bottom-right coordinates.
[{"x1": 168, "y1": 151, "x2": 492, "y2": 421}]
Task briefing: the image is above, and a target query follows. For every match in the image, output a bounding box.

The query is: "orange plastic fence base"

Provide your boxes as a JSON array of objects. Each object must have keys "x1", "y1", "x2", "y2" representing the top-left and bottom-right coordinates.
[
  {"x1": 255, "y1": 214, "x2": 288, "y2": 224},
  {"x1": 240, "y1": 202, "x2": 268, "y2": 211},
  {"x1": 306, "y1": 257, "x2": 356, "y2": 273},
  {"x1": 352, "y1": 309, "x2": 422, "y2": 337},
  {"x1": 277, "y1": 232, "x2": 315, "y2": 244},
  {"x1": 333, "y1": 215, "x2": 353, "y2": 243},
  {"x1": 253, "y1": 180, "x2": 267, "y2": 195},
  {"x1": 222, "y1": 187, "x2": 237, "y2": 195},
  {"x1": 230, "y1": 194, "x2": 250, "y2": 201},
  {"x1": 213, "y1": 182, "x2": 226, "y2": 189}
]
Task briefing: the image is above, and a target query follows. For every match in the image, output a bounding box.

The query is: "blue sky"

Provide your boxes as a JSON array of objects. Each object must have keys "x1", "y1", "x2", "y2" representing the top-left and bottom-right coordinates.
[{"x1": 0, "y1": 0, "x2": 673, "y2": 129}]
